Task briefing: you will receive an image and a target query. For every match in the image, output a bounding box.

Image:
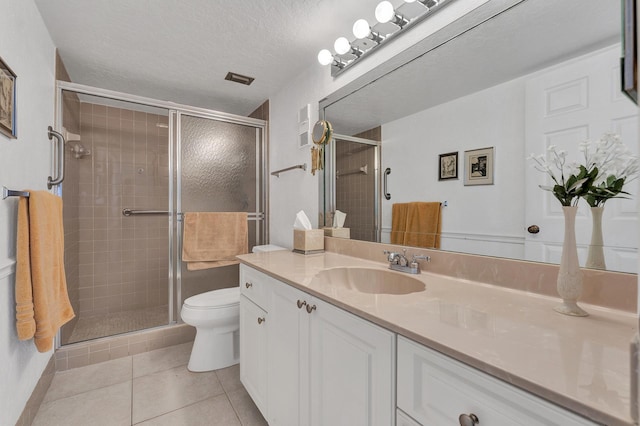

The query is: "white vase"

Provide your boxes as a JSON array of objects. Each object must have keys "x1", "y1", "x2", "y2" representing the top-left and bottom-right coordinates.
[
  {"x1": 554, "y1": 206, "x2": 588, "y2": 317},
  {"x1": 585, "y1": 206, "x2": 606, "y2": 270}
]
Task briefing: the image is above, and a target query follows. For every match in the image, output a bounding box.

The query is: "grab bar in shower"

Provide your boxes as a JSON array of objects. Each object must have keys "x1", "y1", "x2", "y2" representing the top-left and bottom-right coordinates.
[{"x1": 47, "y1": 126, "x2": 66, "y2": 189}]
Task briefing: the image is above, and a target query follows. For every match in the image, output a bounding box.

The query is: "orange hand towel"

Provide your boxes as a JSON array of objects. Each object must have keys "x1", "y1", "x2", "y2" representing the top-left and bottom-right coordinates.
[
  {"x1": 403, "y1": 202, "x2": 442, "y2": 249},
  {"x1": 182, "y1": 212, "x2": 248, "y2": 271},
  {"x1": 391, "y1": 203, "x2": 408, "y2": 245},
  {"x1": 15, "y1": 191, "x2": 75, "y2": 353}
]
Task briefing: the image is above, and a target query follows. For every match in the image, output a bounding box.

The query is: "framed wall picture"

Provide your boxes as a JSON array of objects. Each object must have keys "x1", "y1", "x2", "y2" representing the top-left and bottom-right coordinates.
[
  {"x1": 438, "y1": 151, "x2": 458, "y2": 180},
  {"x1": 0, "y1": 56, "x2": 16, "y2": 138},
  {"x1": 464, "y1": 147, "x2": 494, "y2": 186}
]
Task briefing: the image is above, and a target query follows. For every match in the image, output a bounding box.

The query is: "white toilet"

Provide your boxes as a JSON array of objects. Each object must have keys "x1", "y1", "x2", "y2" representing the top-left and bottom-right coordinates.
[{"x1": 181, "y1": 244, "x2": 285, "y2": 372}]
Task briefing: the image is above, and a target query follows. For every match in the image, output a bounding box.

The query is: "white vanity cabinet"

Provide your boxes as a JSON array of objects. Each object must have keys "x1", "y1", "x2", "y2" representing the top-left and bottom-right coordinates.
[
  {"x1": 397, "y1": 336, "x2": 597, "y2": 426},
  {"x1": 240, "y1": 265, "x2": 396, "y2": 426},
  {"x1": 268, "y1": 278, "x2": 396, "y2": 426},
  {"x1": 239, "y1": 265, "x2": 273, "y2": 419}
]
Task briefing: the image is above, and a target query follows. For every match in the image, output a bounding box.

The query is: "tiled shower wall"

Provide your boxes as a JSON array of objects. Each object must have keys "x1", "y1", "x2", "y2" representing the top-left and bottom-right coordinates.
[
  {"x1": 335, "y1": 127, "x2": 380, "y2": 242},
  {"x1": 75, "y1": 103, "x2": 169, "y2": 318}
]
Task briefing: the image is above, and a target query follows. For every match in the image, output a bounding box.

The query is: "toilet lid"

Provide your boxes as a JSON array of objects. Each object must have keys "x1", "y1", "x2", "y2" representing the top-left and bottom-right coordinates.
[{"x1": 184, "y1": 287, "x2": 240, "y2": 309}]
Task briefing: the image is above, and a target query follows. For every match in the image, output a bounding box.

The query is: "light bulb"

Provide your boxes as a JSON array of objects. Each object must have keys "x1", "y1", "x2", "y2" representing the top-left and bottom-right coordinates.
[
  {"x1": 375, "y1": 1, "x2": 395, "y2": 23},
  {"x1": 317, "y1": 49, "x2": 333, "y2": 66},
  {"x1": 334, "y1": 37, "x2": 351, "y2": 55},
  {"x1": 352, "y1": 19, "x2": 371, "y2": 39}
]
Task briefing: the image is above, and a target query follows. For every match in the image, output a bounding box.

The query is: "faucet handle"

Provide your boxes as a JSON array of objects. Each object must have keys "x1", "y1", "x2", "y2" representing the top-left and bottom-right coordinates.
[
  {"x1": 383, "y1": 250, "x2": 398, "y2": 263},
  {"x1": 412, "y1": 254, "x2": 431, "y2": 262}
]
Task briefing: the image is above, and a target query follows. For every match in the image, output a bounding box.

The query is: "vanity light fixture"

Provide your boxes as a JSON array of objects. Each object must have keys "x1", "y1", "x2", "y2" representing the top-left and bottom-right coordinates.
[
  {"x1": 317, "y1": 0, "x2": 451, "y2": 76},
  {"x1": 375, "y1": 1, "x2": 409, "y2": 27},
  {"x1": 352, "y1": 19, "x2": 385, "y2": 43}
]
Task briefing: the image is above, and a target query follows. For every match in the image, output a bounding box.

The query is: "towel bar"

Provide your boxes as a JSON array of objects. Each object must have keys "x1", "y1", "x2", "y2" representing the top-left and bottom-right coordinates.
[
  {"x1": 271, "y1": 163, "x2": 307, "y2": 177},
  {"x1": 2, "y1": 186, "x2": 30, "y2": 199}
]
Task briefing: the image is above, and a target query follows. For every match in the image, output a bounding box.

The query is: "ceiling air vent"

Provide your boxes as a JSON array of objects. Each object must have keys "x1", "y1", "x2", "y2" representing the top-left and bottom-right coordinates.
[{"x1": 225, "y1": 72, "x2": 255, "y2": 86}]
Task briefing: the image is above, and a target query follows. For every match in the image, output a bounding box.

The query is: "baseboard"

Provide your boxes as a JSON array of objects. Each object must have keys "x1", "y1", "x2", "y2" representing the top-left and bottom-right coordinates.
[{"x1": 14, "y1": 355, "x2": 55, "y2": 426}]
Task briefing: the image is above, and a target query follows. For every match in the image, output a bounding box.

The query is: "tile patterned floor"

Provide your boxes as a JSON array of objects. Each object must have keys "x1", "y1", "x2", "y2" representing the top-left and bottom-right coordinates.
[
  {"x1": 66, "y1": 306, "x2": 169, "y2": 344},
  {"x1": 33, "y1": 342, "x2": 268, "y2": 426}
]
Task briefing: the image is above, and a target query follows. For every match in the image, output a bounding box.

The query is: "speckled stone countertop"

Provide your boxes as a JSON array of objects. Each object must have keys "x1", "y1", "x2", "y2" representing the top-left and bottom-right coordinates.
[{"x1": 237, "y1": 250, "x2": 637, "y2": 426}]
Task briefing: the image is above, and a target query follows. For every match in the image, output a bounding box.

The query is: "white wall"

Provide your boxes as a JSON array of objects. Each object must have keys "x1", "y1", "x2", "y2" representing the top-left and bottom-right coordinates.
[
  {"x1": 268, "y1": 0, "x2": 491, "y2": 247},
  {"x1": 0, "y1": 1, "x2": 56, "y2": 424},
  {"x1": 380, "y1": 76, "x2": 526, "y2": 258}
]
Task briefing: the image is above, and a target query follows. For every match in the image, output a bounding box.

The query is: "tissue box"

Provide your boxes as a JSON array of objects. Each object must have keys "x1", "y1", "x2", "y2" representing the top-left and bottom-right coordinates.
[
  {"x1": 293, "y1": 229, "x2": 325, "y2": 253},
  {"x1": 323, "y1": 227, "x2": 350, "y2": 239}
]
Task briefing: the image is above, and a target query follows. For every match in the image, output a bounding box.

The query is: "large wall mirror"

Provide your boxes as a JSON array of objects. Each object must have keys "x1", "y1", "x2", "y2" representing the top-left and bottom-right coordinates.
[{"x1": 320, "y1": 0, "x2": 639, "y2": 274}]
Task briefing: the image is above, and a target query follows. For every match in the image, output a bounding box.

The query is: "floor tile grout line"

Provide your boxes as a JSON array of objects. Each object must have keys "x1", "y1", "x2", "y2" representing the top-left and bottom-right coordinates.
[
  {"x1": 224, "y1": 390, "x2": 245, "y2": 426},
  {"x1": 130, "y1": 392, "x2": 232, "y2": 425},
  {"x1": 42, "y1": 356, "x2": 135, "y2": 405}
]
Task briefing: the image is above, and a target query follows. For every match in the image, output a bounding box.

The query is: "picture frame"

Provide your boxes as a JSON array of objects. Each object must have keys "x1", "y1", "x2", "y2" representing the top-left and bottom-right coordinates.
[
  {"x1": 464, "y1": 147, "x2": 494, "y2": 186},
  {"x1": 622, "y1": 0, "x2": 637, "y2": 104},
  {"x1": 438, "y1": 151, "x2": 458, "y2": 180},
  {"x1": 0, "y1": 56, "x2": 16, "y2": 138}
]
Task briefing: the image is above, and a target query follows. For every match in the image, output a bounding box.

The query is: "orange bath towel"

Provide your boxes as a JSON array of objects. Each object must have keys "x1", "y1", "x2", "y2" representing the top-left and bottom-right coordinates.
[
  {"x1": 404, "y1": 202, "x2": 442, "y2": 249},
  {"x1": 182, "y1": 212, "x2": 248, "y2": 271},
  {"x1": 15, "y1": 191, "x2": 75, "y2": 353},
  {"x1": 391, "y1": 203, "x2": 408, "y2": 245}
]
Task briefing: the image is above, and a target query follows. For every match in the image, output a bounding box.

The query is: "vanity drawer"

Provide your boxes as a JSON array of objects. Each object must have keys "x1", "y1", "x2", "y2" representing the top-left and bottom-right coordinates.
[
  {"x1": 240, "y1": 264, "x2": 273, "y2": 309},
  {"x1": 397, "y1": 336, "x2": 596, "y2": 426}
]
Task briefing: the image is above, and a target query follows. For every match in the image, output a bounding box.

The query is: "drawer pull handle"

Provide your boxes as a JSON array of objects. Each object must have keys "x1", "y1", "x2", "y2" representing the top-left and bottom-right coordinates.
[
  {"x1": 257, "y1": 317, "x2": 265, "y2": 325},
  {"x1": 297, "y1": 300, "x2": 307, "y2": 309},
  {"x1": 306, "y1": 304, "x2": 317, "y2": 314},
  {"x1": 458, "y1": 413, "x2": 479, "y2": 426},
  {"x1": 245, "y1": 282, "x2": 253, "y2": 288}
]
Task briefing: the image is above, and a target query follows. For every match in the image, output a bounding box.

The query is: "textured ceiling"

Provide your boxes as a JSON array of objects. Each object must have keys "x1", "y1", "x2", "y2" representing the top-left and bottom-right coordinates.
[{"x1": 34, "y1": 0, "x2": 381, "y2": 115}]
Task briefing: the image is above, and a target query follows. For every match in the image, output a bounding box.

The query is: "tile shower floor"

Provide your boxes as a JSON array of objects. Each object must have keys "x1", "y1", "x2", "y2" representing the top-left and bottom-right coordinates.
[
  {"x1": 33, "y1": 342, "x2": 267, "y2": 426},
  {"x1": 67, "y1": 306, "x2": 169, "y2": 344}
]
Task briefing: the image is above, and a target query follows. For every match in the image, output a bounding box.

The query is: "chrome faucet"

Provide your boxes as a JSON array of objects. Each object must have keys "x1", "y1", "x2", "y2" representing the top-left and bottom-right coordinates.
[{"x1": 383, "y1": 249, "x2": 430, "y2": 274}]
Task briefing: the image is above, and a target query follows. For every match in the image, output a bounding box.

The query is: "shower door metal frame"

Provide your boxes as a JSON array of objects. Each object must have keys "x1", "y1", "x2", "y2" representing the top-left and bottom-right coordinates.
[
  {"x1": 325, "y1": 133, "x2": 382, "y2": 242},
  {"x1": 174, "y1": 110, "x2": 267, "y2": 314},
  {"x1": 54, "y1": 81, "x2": 268, "y2": 347}
]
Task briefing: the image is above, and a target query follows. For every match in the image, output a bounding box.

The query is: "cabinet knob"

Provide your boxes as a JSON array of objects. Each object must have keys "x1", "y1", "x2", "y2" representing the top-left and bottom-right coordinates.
[
  {"x1": 257, "y1": 317, "x2": 265, "y2": 324},
  {"x1": 458, "y1": 413, "x2": 479, "y2": 426},
  {"x1": 245, "y1": 282, "x2": 253, "y2": 288},
  {"x1": 527, "y1": 225, "x2": 540, "y2": 234},
  {"x1": 306, "y1": 304, "x2": 317, "y2": 314},
  {"x1": 297, "y1": 300, "x2": 307, "y2": 309}
]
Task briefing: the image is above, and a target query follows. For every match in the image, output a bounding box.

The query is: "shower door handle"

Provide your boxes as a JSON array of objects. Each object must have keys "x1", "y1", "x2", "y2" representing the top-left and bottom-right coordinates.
[
  {"x1": 122, "y1": 208, "x2": 170, "y2": 217},
  {"x1": 47, "y1": 126, "x2": 66, "y2": 189}
]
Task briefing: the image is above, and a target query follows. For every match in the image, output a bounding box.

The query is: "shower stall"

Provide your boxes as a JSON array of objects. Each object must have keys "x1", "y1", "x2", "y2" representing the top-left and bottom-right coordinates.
[
  {"x1": 57, "y1": 83, "x2": 267, "y2": 345},
  {"x1": 324, "y1": 127, "x2": 381, "y2": 242}
]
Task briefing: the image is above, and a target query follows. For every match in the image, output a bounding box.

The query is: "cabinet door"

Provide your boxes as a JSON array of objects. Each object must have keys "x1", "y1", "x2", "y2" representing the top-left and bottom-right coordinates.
[
  {"x1": 397, "y1": 337, "x2": 596, "y2": 426},
  {"x1": 239, "y1": 295, "x2": 268, "y2": 418},
  {"x1": 308, "y1": 298, "x2": 395, "y2": 426},
  {"x1": 267, "y1": 280, "x2": 311, "y2": 426}
]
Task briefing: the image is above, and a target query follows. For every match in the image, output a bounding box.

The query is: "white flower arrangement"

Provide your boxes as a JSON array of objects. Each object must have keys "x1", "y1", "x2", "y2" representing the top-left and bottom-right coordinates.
[
  {"x1": 579, "y1": 133, "x2": 640, "y2": 207},
  {"x1": 528, "y1": 145, "x2": 595, "y2": 206},
  {"x1": 528, "y1": 133, "x2": 639, "y2": 207}
]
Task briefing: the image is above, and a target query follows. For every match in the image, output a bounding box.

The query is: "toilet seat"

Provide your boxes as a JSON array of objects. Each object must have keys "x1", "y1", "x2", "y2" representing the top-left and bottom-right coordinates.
[{"x1": 183, "y1": 287, "x2": 240, "y2": 309}]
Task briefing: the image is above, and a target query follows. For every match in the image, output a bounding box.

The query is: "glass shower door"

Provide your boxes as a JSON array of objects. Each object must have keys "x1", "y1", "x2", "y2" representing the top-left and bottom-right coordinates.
[{"x1": 175, "y1": 113, "x2": 266, "y2": 312}]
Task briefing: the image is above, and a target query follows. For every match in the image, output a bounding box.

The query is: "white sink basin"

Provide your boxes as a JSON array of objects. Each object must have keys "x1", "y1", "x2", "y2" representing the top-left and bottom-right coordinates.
[{"x1": 311, "y1": 267, "x2": 425, "y2": 295}]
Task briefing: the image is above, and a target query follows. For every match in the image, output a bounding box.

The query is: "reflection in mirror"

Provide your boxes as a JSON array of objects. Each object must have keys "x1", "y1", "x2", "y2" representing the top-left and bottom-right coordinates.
[{"x1": 321, "y1": 0, "x2": 638, "y2": 273}]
